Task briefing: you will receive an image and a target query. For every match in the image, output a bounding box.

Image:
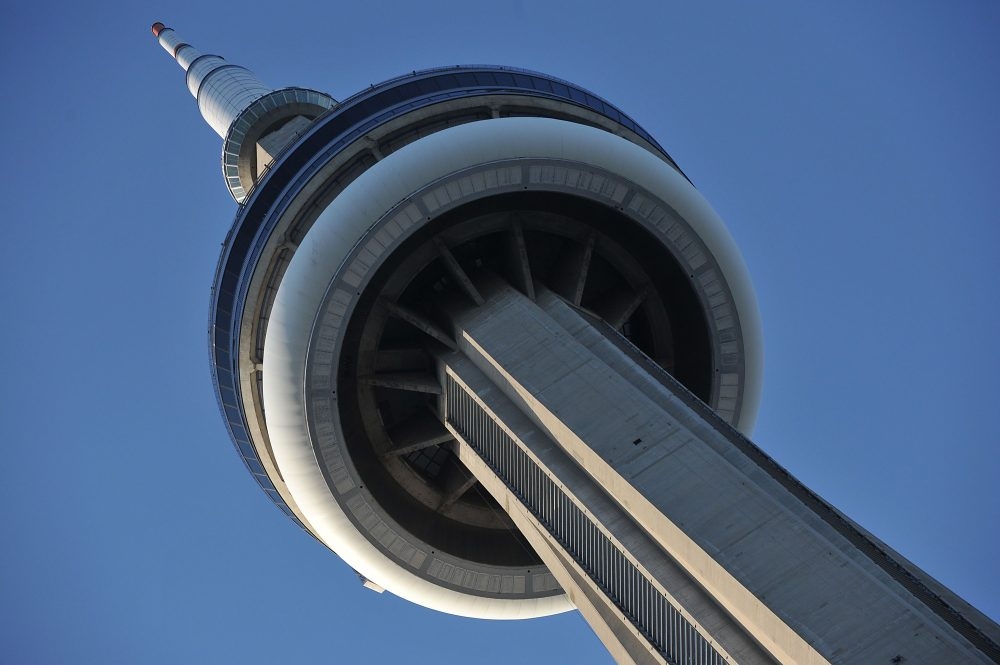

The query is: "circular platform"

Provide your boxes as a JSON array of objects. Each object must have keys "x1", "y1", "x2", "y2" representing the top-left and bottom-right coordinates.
[{"x1": 209, "y1": 67, "x2": 761, "y2": 618}]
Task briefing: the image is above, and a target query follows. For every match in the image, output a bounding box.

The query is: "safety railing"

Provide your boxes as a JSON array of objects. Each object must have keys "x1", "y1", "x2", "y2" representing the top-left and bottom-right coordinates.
[{"x1": 445, "y1": 373, "x2": 727, "y2": 665}]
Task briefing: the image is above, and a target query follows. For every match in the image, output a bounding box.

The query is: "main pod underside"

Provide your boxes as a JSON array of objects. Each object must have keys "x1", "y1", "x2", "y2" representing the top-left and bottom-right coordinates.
[{"x1": 208, "y1": 67, "x2": 762, "y2": 618}]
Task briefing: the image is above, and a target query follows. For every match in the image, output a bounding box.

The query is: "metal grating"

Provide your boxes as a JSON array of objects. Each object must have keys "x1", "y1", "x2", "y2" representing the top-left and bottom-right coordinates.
[{"x1": 446, "y1": 374, "x2": 727, "y2": 665}]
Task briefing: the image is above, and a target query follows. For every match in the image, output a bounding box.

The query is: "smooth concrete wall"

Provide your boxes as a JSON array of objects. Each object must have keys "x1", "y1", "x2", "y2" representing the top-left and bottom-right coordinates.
[
  {"x1": 442, "y1": 353, "x2": 776, "y2": 664},
  {"x1": 445, "y1": 279, "x2": 995, "y2": 665}
]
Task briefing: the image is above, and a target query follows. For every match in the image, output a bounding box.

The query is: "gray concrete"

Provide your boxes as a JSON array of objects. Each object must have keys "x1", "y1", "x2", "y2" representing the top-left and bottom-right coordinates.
[
  {"x1": 256, "y1": 115, "x2": 314, "y2": 175},
  {"x1": 443, "y1": 353, "x2": 774, "y2": 664},
  {"x1": 442, "y1": 278, "x2": 998, "y2": 664}
]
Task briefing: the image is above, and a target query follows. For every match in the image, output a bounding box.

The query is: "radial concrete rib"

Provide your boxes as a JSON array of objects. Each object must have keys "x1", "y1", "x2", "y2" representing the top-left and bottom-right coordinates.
[
  {"x1": 383, "y1": 409, "x2": 454, "y2": 457},
  {"x1": 433, "y1": 238, "x2": 485, "y2": 306},
  {"x1": 595, "y1": 284, "x2": 650, "y2": 329},
  {"x1": 374, "y1": 347, "x2": 431, "y2": 373},
  {"x1": 361, "y1": 372, "x2": 442, "y2": 394},
  {"x1": 549, "y1": 230, "x2": 595, "y2": 306},
  {"x1": 507, "y1": 219, "x2": 535, "y2": 300},
  {"x1": 437, "y1": 460, "x2": 479, "y2": 512},
  {"x1": 382, "y1": 299, "x2": 457, "y2": 350}
]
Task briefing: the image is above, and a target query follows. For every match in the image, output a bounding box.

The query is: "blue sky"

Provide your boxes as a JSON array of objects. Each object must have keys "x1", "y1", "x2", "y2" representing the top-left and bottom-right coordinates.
[{"x1": 2, "y1": 2, "x2": 997, "y2": 663}]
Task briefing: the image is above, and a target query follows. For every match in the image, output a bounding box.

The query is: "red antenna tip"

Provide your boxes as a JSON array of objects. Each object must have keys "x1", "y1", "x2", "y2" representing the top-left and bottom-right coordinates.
[{"x1": 151, "y1": 22, "x2": 166, "y2": 37}]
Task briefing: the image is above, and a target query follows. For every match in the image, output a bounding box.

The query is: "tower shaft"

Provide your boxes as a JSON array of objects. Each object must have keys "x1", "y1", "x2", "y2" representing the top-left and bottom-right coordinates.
[
  {"x1": 149, "y1": 23, "x2": 1000, "y2": 664},
  {"x1": 439, "y1": 279, "x2": 999, "y2": 664}
]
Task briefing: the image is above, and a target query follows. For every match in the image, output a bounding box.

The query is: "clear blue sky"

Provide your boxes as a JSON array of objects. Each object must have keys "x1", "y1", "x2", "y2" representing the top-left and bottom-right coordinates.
[{"x1": 2, "y1": 2, "x2": 998, "y2": 663}]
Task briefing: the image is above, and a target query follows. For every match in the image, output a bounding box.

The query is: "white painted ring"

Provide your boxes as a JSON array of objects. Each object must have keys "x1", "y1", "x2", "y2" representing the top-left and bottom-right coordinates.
[{"x1": 262, "y1": 117, "x2": 762, "y2": 618}]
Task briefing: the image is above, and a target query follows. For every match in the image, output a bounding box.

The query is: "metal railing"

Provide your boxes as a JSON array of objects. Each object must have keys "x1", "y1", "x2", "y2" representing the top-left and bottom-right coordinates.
[{"x1": 446, "y1": 374, "x2": 727, "y2": 665}]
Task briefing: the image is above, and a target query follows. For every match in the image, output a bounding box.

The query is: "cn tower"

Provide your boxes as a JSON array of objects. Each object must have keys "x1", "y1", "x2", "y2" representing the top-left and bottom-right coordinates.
[{"x1": 152, "y1": 22, "x2": 999, "y2": 665}]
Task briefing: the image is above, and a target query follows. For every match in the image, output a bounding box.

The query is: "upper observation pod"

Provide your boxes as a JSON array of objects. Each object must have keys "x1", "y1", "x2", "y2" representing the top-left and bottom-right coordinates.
[
  {"x1": 151, "y1": 22, "x2": 336, "y2": 202},
  {"x1": 154, "y1": 27, "x2": 761, "y2": 619}
]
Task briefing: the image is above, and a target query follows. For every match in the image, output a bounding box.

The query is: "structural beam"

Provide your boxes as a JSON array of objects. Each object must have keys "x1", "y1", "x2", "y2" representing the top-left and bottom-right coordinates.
[
  {"x1": 594, "y1": 283, "x2": 650, "y2": 329},
  {"x1": 384, "y1": 409, "x2": 454, "y2": 457},
  {"x1": 436, "y1": 278, "x2": 997, "y2": 665},
  {"x1": 383, "y1": 299, "x2": 457, "y2": 350},
  {"x1": 361, "y1": 372, "x2": 441, "y2": 394},
  {"x1": 434, "y1": 238, "x2": 484, "y2": 306},
  {"x1": 506, "y1": 219, "x2": 535, "y2": 300},
  {"x1": 549, "y1": 230, "x2": 595, "y2": 306}
]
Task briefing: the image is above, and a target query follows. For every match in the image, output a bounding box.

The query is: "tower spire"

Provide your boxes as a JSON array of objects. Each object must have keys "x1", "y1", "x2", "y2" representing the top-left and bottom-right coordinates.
[
  {"x1": 151, "y1": 22, "x2": 271, "y2": 139},
  {"x1": 151, "y1": 22, "x2": 336, "y2": 202}
]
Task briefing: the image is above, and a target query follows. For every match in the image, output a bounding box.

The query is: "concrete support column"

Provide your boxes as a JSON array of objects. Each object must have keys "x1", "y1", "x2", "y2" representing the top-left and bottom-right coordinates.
[{"x1": 439, "y1": 277, "x2": 994, "y2": 664}]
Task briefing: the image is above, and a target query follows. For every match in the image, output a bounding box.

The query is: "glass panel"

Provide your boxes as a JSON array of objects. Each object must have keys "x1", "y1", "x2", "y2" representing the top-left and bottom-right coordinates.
[
  {"x1": 230, "y1": 423, "x2": 249, "y2": 442},
  {"x1": 473, "y1": 72, "x2": 496, "y2": 86},
  {"x1": 437, "y1": 74, "x2": 460, "y2": 90},
  {"x1": 219, "y1": 386, "x2": 237, "y2": 407},
  {"x1": 530, "y1": 77, "x2": 553, "y2": 93},
  {"x1": 512, "y1": 74, "x2": 534, "y2": 90},
  {"x1": 550, "y1": 81, "x2": 570, "y2": 98},
  {"x1": 416, "y1": 77, "x2": 440, "y2": 95},
  {"x1": 492, "y1": 71, "x2": 515, "y2": 87}
]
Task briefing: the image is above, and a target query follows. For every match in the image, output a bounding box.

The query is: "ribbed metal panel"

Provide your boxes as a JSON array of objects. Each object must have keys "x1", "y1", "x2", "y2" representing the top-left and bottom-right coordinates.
[
  {"x1": 156, "y1": 28, "x2": 186, "y2": 58},
  {"x1": 175, "y1": 44, "x2": 202, "y2": 71},
  {"x1": 197, "y1": 66, "x2": 270, "y2": 137},
  {"x1": 185, "y1": 55, "x2": 227, "y2": 98},
  {"x1": 446, "y1": 375, "x2": 726, "y2": 665}
]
